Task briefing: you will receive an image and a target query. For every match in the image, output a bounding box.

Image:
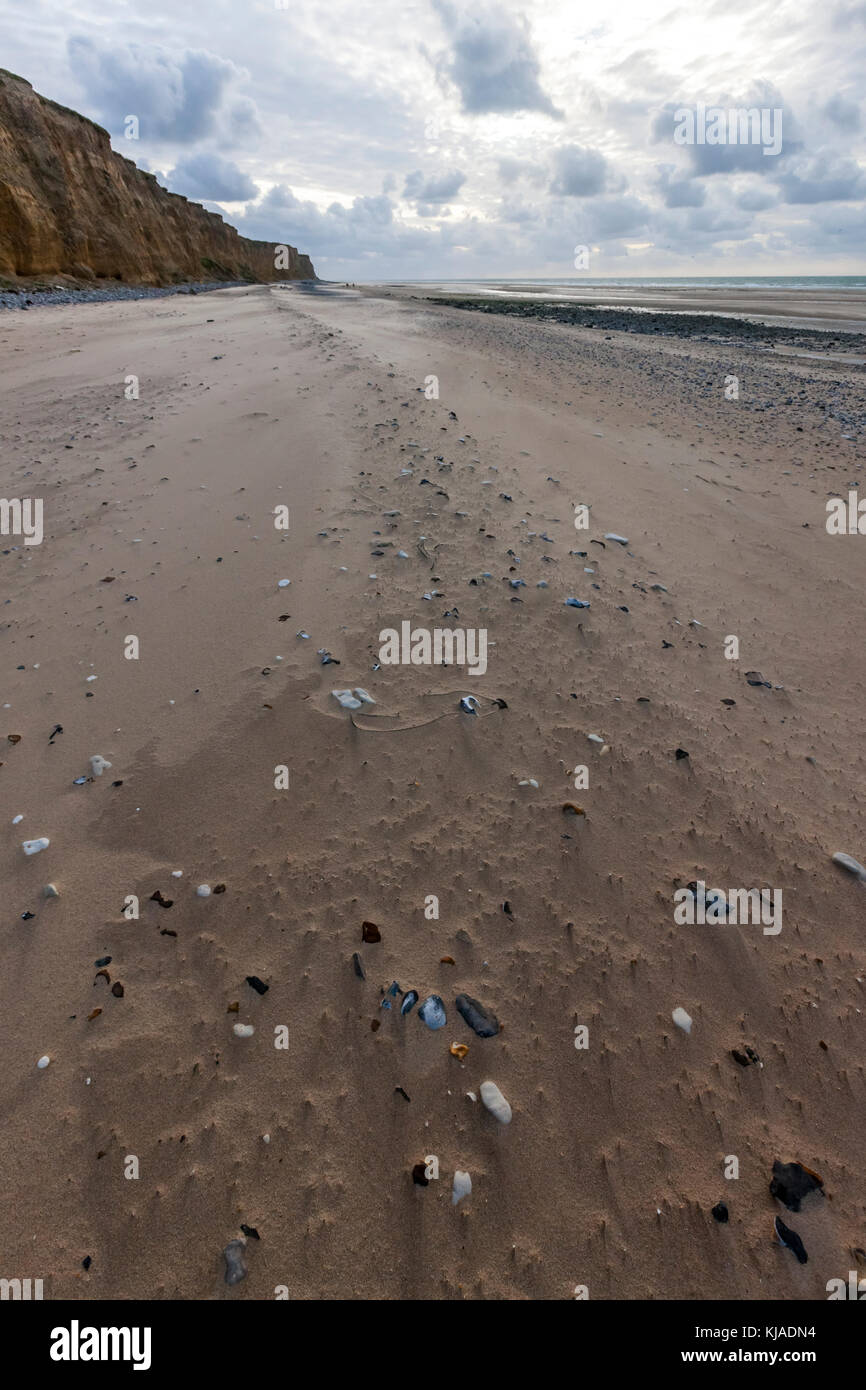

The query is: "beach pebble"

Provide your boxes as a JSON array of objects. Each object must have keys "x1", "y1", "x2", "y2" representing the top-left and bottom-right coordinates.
[
  {"x1": 418, "y1": 994, "x2": 447, "y2": 1029},
  {"x1": 774, "y1": 1215, "x2": 808, "y2": 1265},
  {"x1": 196, "y1": 884, "x2": 211, "y2": 898},
  {"x1": 43, "y1": 883, "x2": 59, "y2": 898},
  {"x1": 332, "y1": 689, "x2": 362, "y2": 710},
  {"x1": 223, "y1": 1239, "x2": 248, "y2": 1285},
  {"x1": 12, "y1": 814, "x2": 23, "y2": 824},
  {"x1": 565, "y1": 597, "x2": 591, "y2": 608},
  {"x1": 456, "y1": 993, "x2": 500, "y2": 1037},
  {"x1": 672, "y1": 1007, "x2": 693, "y2": 1034},
  {"x1": 831, "y1": 851, "x2": 866, "y2": 881},
  {"x1": 480, "y1": 1080, "x2": 512, "y2": 1124},
  {"x1": 770, "y1": 1160, "x2": 824, "y2": 1212},
  {"x1": 277, "y1": 579, "x2": 291, "y2": 588},
  {"x1": 22, "y1": 838, "x2": 49, "y2": 855},
  {"x1": 36, "y1": 1055, "x2": 50, "y2": 1069},
  {"x1": 452, "y1": 1171, "x2": 472, "y2": 1206},
  {"x1": 233, "y1": 1023, "x2": 254, "y2": 1038},
  {"x1": 89, "y1": 754, "x2": 112, "y2": 777}
]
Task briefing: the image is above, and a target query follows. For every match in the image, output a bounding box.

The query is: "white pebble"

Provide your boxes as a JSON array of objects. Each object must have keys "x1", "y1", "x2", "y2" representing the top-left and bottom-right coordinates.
[
  {"x1": 196, "y1": 884, "x2": 211, "y2": 898},
  {"x1": 90, "y1": 754, "x2": 112, "y2": 777},
  {"x1": 452, "y1": 1170, "x2": 472, "y2": 1205},
  {"x1": 278, "y1": 579, "x2": 291, "y2": 588},
  {"x1": 171, "y1": 870, "x2": 183, "y2": 878},
  {"x1": 672, "y1": 1007, "x2": 693, "y2": 1034},
  {"x1": 22, "y1": 837, "x2": 50, "y2": 856},
  {"x1": 12, "y1": 814, "x2": 23, "y2": 824},
  {"x1": 233, "y1": 1023, "x2": 254, "y2": 1038},
  {"x1": 480, "y1": 1080, "x2": 512, "y2": 1124},
  {"x1": 37, "y1": 1055, "x2": 51, "y2": 1069}
]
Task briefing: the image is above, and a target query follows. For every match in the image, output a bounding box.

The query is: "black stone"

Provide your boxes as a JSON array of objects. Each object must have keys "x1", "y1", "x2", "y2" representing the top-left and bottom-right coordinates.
[
  {"x1": 770, "y1": 1160, "x2": 824, "y2": 1212},
  {"x1": 455, "y1": 993, "x2": 500, "y2": 1038}
]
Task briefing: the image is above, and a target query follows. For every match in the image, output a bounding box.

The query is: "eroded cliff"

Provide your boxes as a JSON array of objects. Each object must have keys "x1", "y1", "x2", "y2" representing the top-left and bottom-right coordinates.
[{"x1": 0, "y1": 70, "x2": 315, "y2": 287}]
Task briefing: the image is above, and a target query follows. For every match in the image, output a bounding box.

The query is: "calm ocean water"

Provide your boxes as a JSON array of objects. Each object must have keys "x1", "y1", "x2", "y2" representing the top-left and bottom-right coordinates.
[{"x1": 400, "y1": 275, "x2": 866, "y2": 291}]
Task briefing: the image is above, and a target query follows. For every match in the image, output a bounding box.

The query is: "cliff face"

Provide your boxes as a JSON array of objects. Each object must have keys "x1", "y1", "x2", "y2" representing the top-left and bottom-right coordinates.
[{"x1": 0, "y1": 70, "x2": 315, "y2": 286}]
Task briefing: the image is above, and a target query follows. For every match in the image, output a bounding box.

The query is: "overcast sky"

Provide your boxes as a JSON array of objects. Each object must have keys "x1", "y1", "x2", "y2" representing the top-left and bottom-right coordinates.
[{"x1": 4, "y1": 0, "x2": 865, "y2": 278}]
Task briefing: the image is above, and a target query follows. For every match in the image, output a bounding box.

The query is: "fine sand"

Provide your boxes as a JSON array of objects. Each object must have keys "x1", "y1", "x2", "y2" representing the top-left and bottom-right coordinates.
[{"x1": 1, "y1": 282, "x2": 865, "y2": 1300}]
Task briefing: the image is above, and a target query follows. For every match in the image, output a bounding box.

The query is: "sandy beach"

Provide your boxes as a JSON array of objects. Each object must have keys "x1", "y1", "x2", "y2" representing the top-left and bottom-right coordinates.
[{"x1": 2, "y1": 281, "x2": 865, "y2": 1301}]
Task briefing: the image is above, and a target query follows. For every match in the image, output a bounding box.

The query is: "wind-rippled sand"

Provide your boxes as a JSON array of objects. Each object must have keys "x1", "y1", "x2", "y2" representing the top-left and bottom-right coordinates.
[{"x1": 1, "y1": 282, "x2": 864, "y2": 1299}]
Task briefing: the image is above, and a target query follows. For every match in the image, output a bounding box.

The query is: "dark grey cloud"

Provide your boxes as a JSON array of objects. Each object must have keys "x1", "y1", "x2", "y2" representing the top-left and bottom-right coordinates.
[
  {"x1": 431, "y1": 1, "x2": 562, "y2": 117},
  {"x1": 167, "y1": 151, "x2": 258, "y2": 202},
  {"x1": 67, "y1": 35, "x2": 249, "y2": 143},
  {"x1": 655, "y1": 164, "x2": 705, "y2": 208},
  {"x1": 775, "y1": 155, "x2": 866, "y2": 203},
  {"x1": 403, "y1": 168, "x2": 466, "y2": 203},
  {"x1": 652, "y1": 87, "x2": 802, "y2": 176},
  {"x1": 549, "y1": 145, "x2": 622, "y2": 197}
]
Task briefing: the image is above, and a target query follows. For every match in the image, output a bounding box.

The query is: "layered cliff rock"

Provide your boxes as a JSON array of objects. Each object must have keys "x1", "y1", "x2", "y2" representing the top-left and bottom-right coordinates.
[{"x1": 0, "y1": 69, "x2": 315, "y2": 287}]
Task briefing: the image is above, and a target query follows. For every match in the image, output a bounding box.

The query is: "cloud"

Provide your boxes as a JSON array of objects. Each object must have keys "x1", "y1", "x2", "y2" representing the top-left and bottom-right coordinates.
[
  {"x1": 549, "y1": 145, "x2": 623, "y2": 197},
  {"x1": 822, "y1": 95, "x2": 861, "y2": 130},
  {"x1": 167, "y1": 152, "x2": 259, "y2": 202},
  {"x1": 498, "y1": 156, "x2": 545, "y2": 185},
  {"x1": 431, "y1": 1, "x2": 562, "y2": 117},
  {"x1": 403, "y1": 168, "x2": 466, "y2": 203},
  {"x1": 67, "y1": 36, "x2": 251, "y2": 143},
  {"x1": 775, "y1": 155, "x2": 866, "y2": 203},
  {"x1": 655, "y1": 164, "x2": 705, "y2": 208},
  {"x1": 735, "y1": 184, "x2": 778, "y2": 211},
  {"x1": 652, "y1": 88, "x2": 802, "y2": 176}
]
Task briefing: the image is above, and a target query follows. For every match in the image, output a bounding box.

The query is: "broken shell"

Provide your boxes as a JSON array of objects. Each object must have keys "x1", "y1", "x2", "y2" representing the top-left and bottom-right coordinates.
[
  {"x1": 450, "y1": 1042, "x2": 469, "y2": 1060},
  {"x1": 452, "y1": 1171, "x2": 472, "y2": 1205},
  {"x1": 562, "y1": 802, "x2": 585, "y2": 816},
  {"x1": 22, "y1": 837, "x2": 49, "y2": 855},
  {"x1": 418, "y1": 994, "x2": 447, "y2": 1029},
  {"x1": 831, "y1": 851, "x2": 866, "y2": 881},
  {"x1": 332, "y1": 689, "x2": 362, "y2": 710}
]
